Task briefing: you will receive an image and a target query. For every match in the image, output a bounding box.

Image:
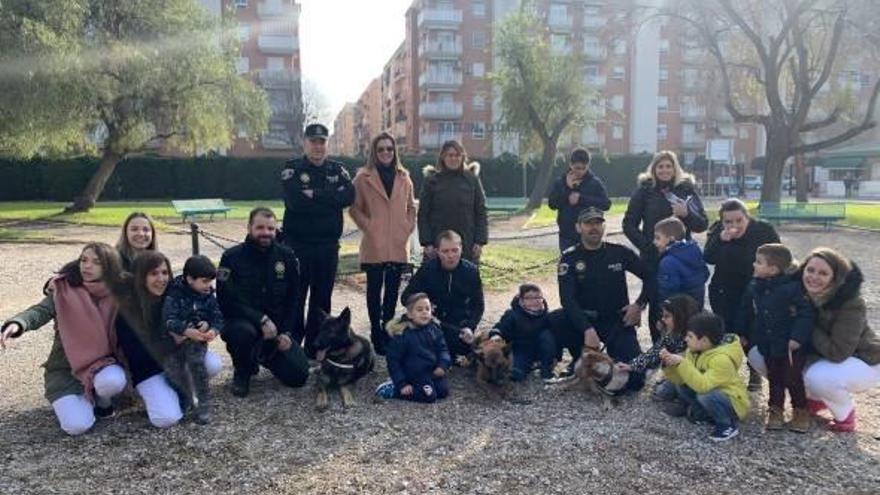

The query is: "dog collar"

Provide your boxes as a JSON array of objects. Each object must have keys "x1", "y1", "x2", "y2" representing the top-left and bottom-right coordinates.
[{"x1": 324, "y1": 358, "x2": 355, "y2": 370}]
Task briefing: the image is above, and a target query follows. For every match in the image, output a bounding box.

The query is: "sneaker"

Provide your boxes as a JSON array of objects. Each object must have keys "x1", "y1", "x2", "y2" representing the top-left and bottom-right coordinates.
[
  {"x1": 193, "y1": 405, "x2": 211, "y2": 425},
  {"x1": 766, "y1": 406, "x2": 785, "y2": 431},
  {"x1": 686, "y1": 407, "x2": 711, "y2": 426},
  {"x1": 94, "y1": 405, "x2": 115, "y2": 419},
  {"x1": 710, "y1": 425, "x2": 740, "y2": 442},
  {"x1": 374, "y1": 380, "x2": 395, "y2": 400},
  {"x1": 806, "y1": 398, "x2": 828, "y2": 416},
  {"x1": 542, "y1": 374, "x2": 576, "y2": 385},
  {"x1": 231, "y1": 371, "x2": 251, "y2": 398},
  {"x1": 827, "y1": 409, "x2": 856, "y2": 433},
  {"x1": 787, "y1": 408, "x2": 811, "y2": 433}
]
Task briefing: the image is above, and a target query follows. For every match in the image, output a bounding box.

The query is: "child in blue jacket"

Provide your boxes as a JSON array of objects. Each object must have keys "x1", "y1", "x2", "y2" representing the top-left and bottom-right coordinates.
[
  {"x1": 654, "y1": 216, "x2": 709, "y2": 308},
  {"x1": 379, "y1": 292, "x2": 451, "y2": 403}
]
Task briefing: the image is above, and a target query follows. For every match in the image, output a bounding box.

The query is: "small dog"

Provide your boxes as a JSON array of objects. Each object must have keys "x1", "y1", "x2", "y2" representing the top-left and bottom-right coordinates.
[
  {"x1": 312, "y1": 307, "x2": 375, "y2": 410},
  {"x1": 569, "y1": 348, "x2": 630, "y2": 409},
  {"x1": 469, "y1": 329, "x2": 512, "y2": 397}
]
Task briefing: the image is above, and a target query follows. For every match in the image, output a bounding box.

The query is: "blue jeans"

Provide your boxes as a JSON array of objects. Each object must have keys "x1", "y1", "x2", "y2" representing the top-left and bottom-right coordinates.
[
  {"x1": 674, "y1": 385, "x2": 738, "y2": 428},
  {"x1": 511, "y1": 329, "x2": 557, "y2": 381}
]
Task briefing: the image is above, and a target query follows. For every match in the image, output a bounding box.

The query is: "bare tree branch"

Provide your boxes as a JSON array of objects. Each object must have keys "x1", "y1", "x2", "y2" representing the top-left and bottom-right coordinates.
[
  {"x1": 800, "y1": 107, "x2": 842, "y2": 133},
  {"x1": 792, "y1": 78, "x2": 880, "y2": 154}
]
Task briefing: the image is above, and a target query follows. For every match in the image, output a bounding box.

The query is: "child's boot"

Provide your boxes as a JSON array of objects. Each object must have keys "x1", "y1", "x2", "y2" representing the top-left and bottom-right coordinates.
[
  {"x1": 787, "y1": 408, "x2": 811, "y2": 433},
  {"x1": 827, "y1": 409, "x2": 856, "y2": 433},
  {"x1": 766, "y1": 406, "x2": 785, "y2": 430}
]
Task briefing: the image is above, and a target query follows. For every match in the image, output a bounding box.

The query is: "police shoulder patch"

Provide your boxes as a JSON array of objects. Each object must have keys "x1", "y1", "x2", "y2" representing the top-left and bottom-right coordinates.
[
  {"x1": 281, "y1": 168, "x2": 295, "y2": 180},
  {"x1": 561, "y1": 245, "x2": 577, "y2": 255},
  {"x1": 339, "y1": 167, "x2": 351, "y2": 180},
  {"x1": 557, "y1": 262, "x2": 570, "y2": 276},
  {"x1": 217, "y1": 267, "x2": 231, "y2": 282}
]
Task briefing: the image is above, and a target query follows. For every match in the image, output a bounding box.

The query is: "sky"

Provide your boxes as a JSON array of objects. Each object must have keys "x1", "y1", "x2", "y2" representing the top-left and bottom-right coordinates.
[{"x1": 298, "y1": 0, "x2": 413, "y2": 125}]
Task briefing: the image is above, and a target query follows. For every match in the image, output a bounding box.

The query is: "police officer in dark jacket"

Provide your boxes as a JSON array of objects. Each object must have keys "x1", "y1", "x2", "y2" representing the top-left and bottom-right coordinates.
[
  {"x1": 281, "y1": 123, "x2": 355, "y2": 357},
  {"x1": 400, "y1": 230, "x2": 484, "y2": 360},
  {"x1": 554, "y1": 207, "x2": 651, "y2": 390},
  {"x1": 547, "y1": 147, "x2": 611, "y2": 252},
  {"x1": 217, "y1": 207, "x2": 309, "y2": 397}
]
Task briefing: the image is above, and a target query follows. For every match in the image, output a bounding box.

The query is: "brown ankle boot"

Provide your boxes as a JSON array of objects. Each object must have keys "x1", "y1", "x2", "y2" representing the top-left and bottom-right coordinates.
[
  {"x1": 788, "y1": 408, "x2": 811, "y2": 433},
  {"x1": 766, "y1": 406, "x2": 785, "y2": 430}
]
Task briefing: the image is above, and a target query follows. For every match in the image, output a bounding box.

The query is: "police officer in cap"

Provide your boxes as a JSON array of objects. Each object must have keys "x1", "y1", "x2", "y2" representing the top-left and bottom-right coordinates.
[
  {"x1": 553, "y1": 206, "x2": 652, "y2": 390},
  {"x1": 281, "y1": 123, "x2": 355, "y2": 357},
  {"x1": 217, "y1": 207, "x2": 310, "y2": 397}
]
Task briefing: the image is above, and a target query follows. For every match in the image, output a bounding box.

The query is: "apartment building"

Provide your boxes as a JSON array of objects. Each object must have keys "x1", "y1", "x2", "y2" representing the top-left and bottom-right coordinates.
[
  {"x1": 381, "y1": 43, "x2": 413, "y2": 152},
  {"x1": 225, "y1": 0, "x2": 304, "y2": 156},
  {"x1": 355, "y1": 78, "x2": 383, "y2": 156},
  {"x1": 329, "y1": 103, "x2": 358, "y2": 156}
]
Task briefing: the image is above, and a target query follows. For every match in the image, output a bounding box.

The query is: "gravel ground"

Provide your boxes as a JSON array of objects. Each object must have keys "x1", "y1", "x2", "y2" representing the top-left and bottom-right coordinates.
[{"x1": 1, "y1": 219, "x2": 879, "y2": 495}]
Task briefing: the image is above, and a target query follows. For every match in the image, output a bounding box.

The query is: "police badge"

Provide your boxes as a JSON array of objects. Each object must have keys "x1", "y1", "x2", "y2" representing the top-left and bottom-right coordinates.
[
  {"x1": 275, "y1": 261, "x2": 286, "y2": 279},
  {"x1": 575, "y1": 261, "x2": 587, "y2": 273},
  {"x1": 300, "y1": 172, "x2": 311, "y2": 184}
]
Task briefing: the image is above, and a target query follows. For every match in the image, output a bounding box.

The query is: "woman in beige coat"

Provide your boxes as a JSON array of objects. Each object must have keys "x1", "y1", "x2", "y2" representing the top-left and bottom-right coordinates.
[{"x1": 350, "y1": 132, "x2": 416, "y2": 355}]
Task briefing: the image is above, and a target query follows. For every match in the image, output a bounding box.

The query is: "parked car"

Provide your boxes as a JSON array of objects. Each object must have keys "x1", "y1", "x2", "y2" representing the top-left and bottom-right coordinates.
[{"x1": 744, "y1": 175, "x2": 763, "y2": 190}]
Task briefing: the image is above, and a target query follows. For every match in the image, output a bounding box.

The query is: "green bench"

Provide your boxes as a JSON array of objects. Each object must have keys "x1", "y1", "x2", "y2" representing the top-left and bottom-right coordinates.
[
  {"x1": 171, "y1": 199, "x2": 232, "y2": 223},
  {"x1": 486, "y1": 197, "x2": 528, "y2": 213},
  {"x1": 757, "y1": 202, "x2": 846, "y2": 229}
]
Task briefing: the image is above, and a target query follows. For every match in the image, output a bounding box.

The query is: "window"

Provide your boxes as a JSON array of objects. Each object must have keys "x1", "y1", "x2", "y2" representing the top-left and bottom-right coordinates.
[
  {"x1": 473, "y1": 94, "x2": 486, "y2": 110},
  {"x1": 549, "y1": 3, "x2": 568, "y2": 20},
  {"x1": 683, "y1": 152, "x2": 696, "y2": 165},
  {"x1": 472, "y1": 121, "x2": 486, "y2": 139},
  {"x1": 234, "y1": 0, "x2": 247, "y2": 8},
  {"x1": 738, "y1": 127, "x2": 750, "y2": 139},
  {"x1": 472, "y1": 1, "x2": 486, "y2": 17},
  {"x1": 658, "y1": 39, "x2": 670, "y2": 54},
  {"x1": 657, "y1": 96, "x2": 668, "y2": 111},
  {"x1": 659, "y1": 68, "x2": 669, "y2": 81},
  {"x1": 611, "y1": 95, "x2": 624, "y2": 111},
  {"x1": 658, "y1": 124, "x2": 668, "y2": 140},
  {"x1": 236, "y1": 57, "x2": 249, "y2": 74},
  {"x1": 266, "y1": 57, "x2": 285, "y2": 71},
  {"x1": 611, "y1": 66, "x2": 625, "y2": 79},
  {"x1": 551, "y1": 34, "x2": 570, "y2": 53},
  {"x1": 472, "y1": 62, "x2": 485, "y2": 77},
  {"x1": 584, "y1": 6, "x2": 601, "y2": 16},
  {"x1": 472, "y1": 31, "x2": 486, "y2": 49},
  {"x1": 613, "y1": 40, "x2": 627, "y2": 55},
  {"x1": 237, "y1": 23, "x2": 250, "y2": 42},
  {"x1": 612, "y1": 126, "x2": 624, "y2": 139}
]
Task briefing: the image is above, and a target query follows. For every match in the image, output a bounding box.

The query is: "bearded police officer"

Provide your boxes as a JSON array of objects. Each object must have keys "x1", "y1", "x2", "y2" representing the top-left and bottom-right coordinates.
[
  {"x1": 217, "y1": 207, "x2": 309, "y2": 397},
  {"x1": 553, "y1": 206, "x2": 652, "y2": 390},
  {"x1": 281, "y1": 123, "x2": 355, "y2": 358}
]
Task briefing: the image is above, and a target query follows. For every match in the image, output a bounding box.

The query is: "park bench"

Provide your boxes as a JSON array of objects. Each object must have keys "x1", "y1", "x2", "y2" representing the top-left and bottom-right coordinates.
[
  {"x1": 486, "y1": 196, "x2": 528, "y2": 213},
  {"x1": 171, "y1": 199, "x2": 232, "y2": 223},
  {"x1": 757, "y1": 202, "x2": 846, "y2": 230}
]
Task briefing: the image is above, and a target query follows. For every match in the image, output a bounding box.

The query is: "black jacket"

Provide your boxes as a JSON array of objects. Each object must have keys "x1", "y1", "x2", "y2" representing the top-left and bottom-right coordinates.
[
  {"x1": 547, "y1": 171, "x2": 611, "y2": 244},
  {"x1": 400, "y1": 257, "x2": 484, "y2": 330},
  {"x1": 417, "y1": 163, "x2": 488, "y2": 260},
  {"x1": 488, "y1": 296, "x2": 552, "y2": 345},
  {"x1": 281, "y1": 156, "x2": 355, "y2": 246},
  {"x1": 734, "y1": 273, "x2": 815, "y2": 357},
  {"x1": 622, "y1": 177, "x2": 708, "y2": 256},
  {"x1": 558, "y1": 241, "x2": 651, "y2": 331},
  {"x1": 216, "y1": 236, "x2": 300, "y2": 335},
  {"x1": 161, "y1": 275, "x2": 225, "y2": 335},
  {"x1": 703, "y1": 218, "x2": 780, "y2": 296}
]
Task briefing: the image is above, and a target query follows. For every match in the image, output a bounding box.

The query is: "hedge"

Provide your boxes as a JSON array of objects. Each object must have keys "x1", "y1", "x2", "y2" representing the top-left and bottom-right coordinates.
[{"x1": 0, "y1": 152, "x2": 659, "y2": 201}]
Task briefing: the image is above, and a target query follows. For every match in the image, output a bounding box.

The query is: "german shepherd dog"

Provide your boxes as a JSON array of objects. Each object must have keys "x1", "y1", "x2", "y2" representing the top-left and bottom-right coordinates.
[
  {"x1": 568, "y1": 348, "x2": 630, "y2": 410},
  {"x1": 312, "y1": 308, "x2": 375, "y2": 410}
]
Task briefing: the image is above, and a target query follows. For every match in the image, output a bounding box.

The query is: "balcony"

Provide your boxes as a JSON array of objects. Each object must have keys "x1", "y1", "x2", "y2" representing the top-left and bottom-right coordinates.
[
  {"x1": 420, "y1": 102, "x2": 463, "y2": 119},
  {"x1": 418, "y1": 71, "x2": 463, "y2": 88},
  {"x1": 420, "y1": 132, "x2": 462, "y2": 148},
  {"x1": 548, "y1": 14, "x2": 573, "y2": 30},
  {"x1": 256, "y1": 69, "x2": 300, "y2": 88},
  {"x1": 257, "y1": 1, "x2": 299, "y2": 19},
  {"x1": 583, "y1": 16, "x2": 606, "y2": 29},
  {"x1": 681, "y1": 136, "x2": 706, "y2": 149},
  {"x1": 585, "y1": 75, "x2": 606, "y2": 87},
  {"x1": 551, "y1": 44, "x2": 572, "y2": 55},
  {"x1": 258, "y1": 34, "x2": 298, "y2": 55},
  {"x1": 680, "y1": 107, "x2": 706, "y2": 121},
  {"x1": 419, "y1": 39, "x2": 463, "y2": 58},
  {"x1": 417, "y1": 9, "x2": 463, "y2": 28},
  {"x1": 583, "y1": 46, "x2": 607, "y2": 60},
  {"x1": 261, "y1": 131, "x2": 294, "y2": 150}
]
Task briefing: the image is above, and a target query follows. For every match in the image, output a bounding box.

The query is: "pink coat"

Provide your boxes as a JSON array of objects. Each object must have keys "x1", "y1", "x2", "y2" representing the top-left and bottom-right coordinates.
[{"x1": 349, "y1": 166, "x2": 416, "y2": 264}]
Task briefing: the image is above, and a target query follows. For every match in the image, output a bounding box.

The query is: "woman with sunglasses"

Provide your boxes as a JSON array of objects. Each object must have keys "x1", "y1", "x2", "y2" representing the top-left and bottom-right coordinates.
[{"x1": 349, "y1": 133, "x2": 417, "y2": 355}]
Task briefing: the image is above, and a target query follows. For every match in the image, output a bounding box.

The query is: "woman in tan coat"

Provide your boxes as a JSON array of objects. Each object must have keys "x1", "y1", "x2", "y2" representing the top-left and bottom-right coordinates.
[{"x1": 350, "y1": 132, "x2": 416, "y2": 355}]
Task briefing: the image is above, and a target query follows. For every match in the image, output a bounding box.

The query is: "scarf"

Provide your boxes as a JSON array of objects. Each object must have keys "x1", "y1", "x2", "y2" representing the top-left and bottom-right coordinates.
[
  {"x1": 52, "y1": 276, "x2": 119, "y2": 403},
  {"x1": 377, "y1": 164, "x2": 396, "y2": 198}
]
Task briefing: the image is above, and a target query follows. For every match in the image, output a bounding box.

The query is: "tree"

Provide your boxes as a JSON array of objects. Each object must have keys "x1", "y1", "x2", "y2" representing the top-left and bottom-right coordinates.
[
  {"x1": 491, "y1": 1, "x2": 594, "y2": 209},
  {"x1": 301, "y1": 78, "x2": 333, "y2": 126},
  {"x1": 665, "y1": 0, "x2": 880, "y2": 203},
  {"x1": 0, "y1": 0, "x2": 269, "y2": 211}
]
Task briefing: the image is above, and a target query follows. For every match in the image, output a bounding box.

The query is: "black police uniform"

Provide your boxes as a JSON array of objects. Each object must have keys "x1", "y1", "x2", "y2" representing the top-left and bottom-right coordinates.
[
  {"x1": 554, "y1": 240, "x2": 652, "y2": 390},
  {"x1": 400, "y1": 257, "x2": 485, "y2": 359},
  {"x1": 217, "y1": 235, "x2": 309, "y2": 387},
  {"x1": 281, "y1": 151, "x2": 355, "y2": 357}
]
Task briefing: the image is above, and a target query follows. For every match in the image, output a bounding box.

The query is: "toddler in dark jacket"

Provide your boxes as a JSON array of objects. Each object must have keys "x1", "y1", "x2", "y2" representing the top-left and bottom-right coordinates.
[
  {"x1": 735, "y1": 243, "x2": 815, "y2": 432},
  {"x1": 161, "y1": 255, "x2": 224, "y2": 424},
  {"x1": 488, "y1": 283, "x2": 558, "y2": 382},
  {"x1": 380, "y1": 293, "x2": 451, "y2": 403},
  {"x1": 654, "y1": 216, "x2": 709, "y2": 308}
]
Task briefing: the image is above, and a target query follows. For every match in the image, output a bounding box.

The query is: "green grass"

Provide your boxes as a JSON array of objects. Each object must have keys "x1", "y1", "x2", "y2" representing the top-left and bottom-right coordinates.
[
  {"x1": 478, "y1": 244, "x2": 558, "y2": 291},
  {"x1": 524, "y1": 200, "x2": 629, "y2": 229},
  {"x1": 0, "y1": 201, "x2": 285, "y2": 228},
  {"x1": 842, "y1": 203, "x2": 880, "y2": 229},
  {"x1": 0, "y1": 226, "x2": 52, "y2": 242}
]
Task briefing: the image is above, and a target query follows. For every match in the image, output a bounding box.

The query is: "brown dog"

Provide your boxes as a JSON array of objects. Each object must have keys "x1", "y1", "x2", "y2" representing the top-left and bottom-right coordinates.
[
  {"x1": 465, "y1": 329, "x2": 512, "y2": 397},
  {"x1": 568, "y1": 348, "x2": 630, "y2": 409}
]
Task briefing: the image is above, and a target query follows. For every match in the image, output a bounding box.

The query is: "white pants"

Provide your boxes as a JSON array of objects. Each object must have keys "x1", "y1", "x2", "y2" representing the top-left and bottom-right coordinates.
[
  {"x1": 748, "y1": 347, "x2": 880, "y2": 420},
  {"x1": 51, "y1": 364, "x2": 127, "y2": 436},
  {"x1": 51, "y1": 351, "x2": 223, "y2": 435}
]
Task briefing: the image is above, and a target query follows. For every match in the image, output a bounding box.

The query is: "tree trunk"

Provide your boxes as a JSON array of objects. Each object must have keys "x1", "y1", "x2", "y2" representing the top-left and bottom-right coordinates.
[
  {"x1": 759, "y1": 125, "x2": 789, "y2": 204},
  {"x1": 65, "y1": 149, "x2": 123, "y2": 213},
  {"x1": 794, "y1": 154, "x2": 809, "y2": 203},
  {"x1": 527, "y1": 138, "x2": 558, "y2": 210}
]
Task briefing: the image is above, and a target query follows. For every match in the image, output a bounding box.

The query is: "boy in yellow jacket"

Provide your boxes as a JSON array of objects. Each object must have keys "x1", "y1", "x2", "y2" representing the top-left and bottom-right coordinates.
[{"x1": 660, "y1": 312, "x2": 749, "y2": 442}]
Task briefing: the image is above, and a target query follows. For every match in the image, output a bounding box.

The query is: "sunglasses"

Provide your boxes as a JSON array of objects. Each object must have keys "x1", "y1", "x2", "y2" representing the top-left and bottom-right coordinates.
[{"x1": 376, "y1": 146, "x2": 395, "y2": 153}]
